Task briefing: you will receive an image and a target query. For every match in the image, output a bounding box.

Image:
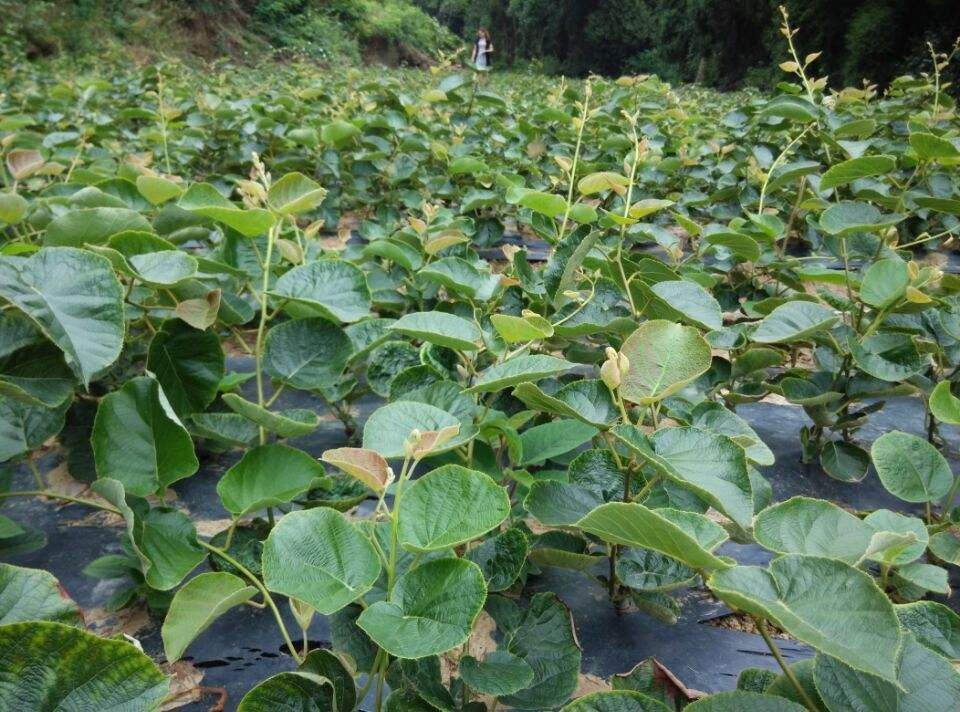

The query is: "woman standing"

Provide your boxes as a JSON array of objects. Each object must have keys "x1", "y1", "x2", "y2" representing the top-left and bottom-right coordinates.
[{"x1": 471, "y1": 28, "x2": 493, "y2": 71}]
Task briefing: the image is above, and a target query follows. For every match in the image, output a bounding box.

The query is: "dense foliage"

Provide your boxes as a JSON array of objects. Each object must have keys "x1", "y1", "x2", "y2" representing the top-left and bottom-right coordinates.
[
  {"x1": 416, "y1": 0, "x2": 960, "y2": 89},
  {"x1": 2, "y1": 8, "x2": 960, "y2": 711}
]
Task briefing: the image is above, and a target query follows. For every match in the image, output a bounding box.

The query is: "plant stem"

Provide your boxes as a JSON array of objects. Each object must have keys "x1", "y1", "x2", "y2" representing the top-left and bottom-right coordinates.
[
  {"x1": 556, "y1": 80, "x2": 591, "y2": 243},
  {"x1": 0, "y1": 489, "x2": 121, "y2": 514},
  {"x1": 754, "y1": 616, "x2": 818, "y2": 712},
  {"x1": 27, "y1": 458, "x2": 45, "y2": 489},
  {"x1": 254, "y1": 223, "x2": 279, "y2": 446},
  {"x1": 199, "y1": 541, "x2": 302, "y2": 664}
]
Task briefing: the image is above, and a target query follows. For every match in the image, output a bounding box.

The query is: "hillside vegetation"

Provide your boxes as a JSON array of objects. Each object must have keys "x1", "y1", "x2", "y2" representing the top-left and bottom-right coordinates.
[{"x1": 1, "y1": 0, "x2": 458, "y2": 67}]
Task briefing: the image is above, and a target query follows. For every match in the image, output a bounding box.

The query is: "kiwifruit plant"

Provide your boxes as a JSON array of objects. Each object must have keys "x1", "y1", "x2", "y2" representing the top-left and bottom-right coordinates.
[{"x1": 1, "y1": 7, "x2": 960, "y2": 711}]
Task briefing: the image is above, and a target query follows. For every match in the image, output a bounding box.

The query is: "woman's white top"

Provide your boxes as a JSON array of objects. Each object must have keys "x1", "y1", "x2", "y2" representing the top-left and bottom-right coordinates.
[{"x1": 476, "y1": 38, "x2": 490, "y2": 70}]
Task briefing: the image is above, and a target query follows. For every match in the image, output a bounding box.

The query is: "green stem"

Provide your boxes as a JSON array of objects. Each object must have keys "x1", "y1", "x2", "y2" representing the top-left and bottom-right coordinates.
[
  {"x1": 0, "y1": 489, "x2": 121, "y2": 514},
  {"x1": 199, "y1": 541, "x2": 302, "y2": 664},
  {"x1": 254, "y1": 223, "x2": 279, "y2": 445},
  {"x1": 754, "y1": 616, "x2": 818, "y2": 712},
  {"x1": 940, "y1": 475, "x2": 960, "y2": 521},
  {"x1": 556, "y1": 81, "x2": 591, "y2": 243},
  {"x1": 27, "y1": 459, "x2": 45, "y2": 489}
]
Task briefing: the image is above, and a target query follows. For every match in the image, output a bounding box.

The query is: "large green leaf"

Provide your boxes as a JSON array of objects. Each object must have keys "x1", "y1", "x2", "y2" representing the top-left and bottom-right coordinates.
[
  {"x1": 399, "y1": 464, "x2": 509, "y2": 552},
  {"x1": 271, "y1": 259, "x2": 372, "y2": 323},
  {"x1": 689, "y1": 401, "x2": 774, "y2": 466},
  {"x1": 162, "y1": 572, "x2": 256, "y2": 661},
  {"x1": 389, "y1": 311, "x2": 482, "y2": 351},
  {"x1": 649, "y1": 281, "x2": 722, "y2": 331},
  {"x1": 820, "y1": 201, "x2": 903, "y2": 237},
  {"x1": 751, "y1": 301, "x2": 837, "y2": 343},
  {"x1": 859, "y1": 258, "x2": 908, "y2": 308},
  {"x1": 221, "y1": 393, "x2": 320, "y2": 437},
  {"x1": 618, "y1": 320, "x2": 711, "y2": 405},
  {"x1": 910, "y1": 132, "x2": 960, "y2": 160},
  {"x1": 44, "y1": 207, "x2": 152, "y2": 246},
  {"x1": 561, "y1": 691, "x2": 672, "y2": 711},
  {"x1": 612, "y1": 424, "x2": 754, "y2": 528},
  {"x1": 513, "y1": 380, "x2": 618, "y2": 428},
  {"x1": 0, "y1": 247, "x2": 124, "y2": 386},
  {"x1": 849, "y1": 334, "x2": 926, "y2": 382},
  {"x1": 518, "y1": 418, "x2": 599, "y2": 466},
  {"x1": 263, "y1": 317, "x2": 352, "y2": 390},
  {"x1": 930, "y1": 381, "x2": 960, "y2": 425},
  {"x1": 465, "y1": 527, "x2": 528, "y2": 592},
  {"x1": 708, "y1": 555, "x2": 900, "y2": 681},
  {"x1": 820, "y1": 155, "x2": 896, "y2": 190},
  {"x1": 525, "y1": 481, "x2": 604, "y2": 526},
  {"x1": 267, "y1": 172, "x2": 327, "y2": 215},
  {"x1": 870, "y1": 431, "x2": 953, "y2": 503},
  {"x1": 0, "y1": 621, "x2": 169, "y2": 710},
  {"x1": 0, "y1": 396, "x2": 68, "y2": 462},
  {"x1": 147, "y1": 319, "x2": 224, "y2": 416},
  {"x1": 0, "y1": 563, "x2": 82, "y2": 625},
  {"x1": 577, "y1": 502, "x2": 729, "y2": 570},
  {"x1": 499, "y1": 592, "x2": 582, "y2": 709},
  {"x1": 237, "y1": 671, "x2": 335, "y2": 711},
  {"x1": 178, "y1": 182, "x2": 275, "y2": 237},
  {"x1": 467, "y1": 355, "x2": 575, "y2": 393},
  {"x1": 217, "y1": 443, "x2": 326, "y2": 516},
  {"x1": 362, "y1": 401, "x2": 473, "y2": 458},
  {"x1": 262, "y1": 507, "x2": 381, "y2": 614},
  {"x1": 754, "y1": 497, "x2": 873, "y2": 564},
  {"x1": 460, "y1": 650, "x2": 535, "y2": 696},
  {"x1": 896, "y1": 600, "x2": 960, "y2": 660},
  {"x1": 92, "y1": 376, "x2": 198, "y2": 496},
  {"x1": 685, "y1": 691, "x2": 805, "y2": 711},
  {"x1": 92, "y1": 478, "x2": 205, "y2": 590},
  {"x1": 357, "y1": 558, "x2": 486, "y2": 658}
]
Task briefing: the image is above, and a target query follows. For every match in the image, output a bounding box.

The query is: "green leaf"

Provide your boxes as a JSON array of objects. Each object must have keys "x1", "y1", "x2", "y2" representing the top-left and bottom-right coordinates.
[
  {"x1": 271, "y1": 259, "x2": 372, "y2": 323},
  {"x1": 222, "y1": 393, "x2": 321, "y2": 437},
  {"x1": 0, "y1": 192, "x2": 28, "y2": 225},
  {"x1": 263, "y1": 507, "x2": 381, "y2": 615},
  {"x1": 237, "y1": 671, "x2": 335, "y2": 711},
  {"x1": 930, "y1": 381, "x2": 960, "y2": 424},
  {"x1": 162, "y1": 572, "x2": 256, "y2": 661},
  {"x1": 362, "y1": 401, "x2": 473, "y2": 458},
  {"x1": 519, "y1": 419, "x2": 599, "y2": 466},
  {"x1": 612, "y1": 424, "x2": 754, "y2": 529},
  {"x1": 191, "y1": 412, "x2": 259, "y2": 447},
  {"x1": 871, "y1": 431, "x2": 953, "y2": 503},
  {"x1": 399, "y1": 464, "x2": 509, "y2": 552},
  {"x1": 92, "y1": 479, "x2": 205, "y2": 590},
  {"x1": 0, "y1": 622, "x2": 168, "y2": 710},
  {"x1": 44, "y1": 207, "x2": 152, "y2": 246},
  {"x1": 513, "y1": 379, "x2": 618, "y2": 428},
  {"x1": 525, "y1": 481, "x2": 604, "y2": 526},
  {"x1": 519, "y1": 191, "x2": 567, "y2": 218},
  {"x1": 357, "y1": 558, "x2": 486, "y2": 658},
  {"x1": 389, "y1": 311, "x2": 482, "y2": 351},
  {"x1": 618, "y1": 320, "x2": 712, "y2": 405},
  {"x1": 300, "y1": 649, "x2": 356, "y2": 712},
  {"x1": 322, "y1": 119, "x2": 360, "y2": 147},
  {"x1": 690, "y1": 401, "x2": 775, "y2": 466},
  {"x1": 263, "y1": 317, "x2": 353, "y2": 390},
  {"x1": 217, "y1": 443, "x2": 326, "y2": 516},
  {"x1": 910, "y1": 132, "x2": 960, "y2": 160},
  {"x1": 136, "y1": 175, "x2": 182, "y2": 205},
  {"x1": 616, "y1": 548, "x2": 695, "y2": 592},
  {"x1": 708, "y1": 555, "x2": 900, "y2": 681},
  {"x1": 460, "y1": 650, "x2": 534, "y2": 696},
  {"x1": 268, "y1": 172, "x2": 327, "y2": 215},
  {"x1": 92, "y1": 376, "x2": 198, "y2": 497},
  {"x1": 820, "y1": 440, "x2": 870, "y2": 483},
  {"x1": 0, "y1": 397, "x2": 68, "y2": 462},
  {"x1": 0, "y1": 247, "x2": 124, "y2": 386},
  {"x1": 849, "y1": 333, "x2": 926, "y2": 382},
  {"x1": 650, "y1": 281, "x2": 723, "y2": 330},
  {"x1": 0, "y1": 563, "x2": 82, "y2": 625},
  {"x1": 752, "y1": 301, "x2": 838, "y2": 343},
  {"x1": 465, "y1": 527, "x2": 528, "y2": 591},
  {"x1": 859, "y1": 258, "x2": 908, "y2": 308},
  {"x1": 819, "y1": 201, "x2": 903, "y2": 237},
  {"x1": 685, "y1": 691, "x2": 806, "y2": 711},
  {"x1": 577, "y1": 172, "x2": 629, "y2": 196},
  {"x1": 490, "y1": 313, "x2": 554, "y2": 343},
  {"x1": 147, "y1": 319, "x2": 224, "y2": 417},
  {"x1": 561, "y1": 691, "x2": 673, "y2": 711},
  {"x1": 499, "y1": 592, "x2": 582, "y2": 710},
  {"x1": 577, "y1": 502, "x2": 729, "y2": 570},
  {"x1": 754, "y1": 497, "x2": 873, "y2": 564},
  {"x1": 896, "y1": 600, "x2": 960, "y2": 660},
  {"x1": 820, "y1": 155, "x2": 896, "y2": 190},
  {"x1": 468, "y1": 355, "x2": 575, "y2": 393},
  {"x1": 929, "y1": 529, "x2": 960, "y2": 565},
  {"x1": 178, "y1": 183, "x2": 275, "y2": 237}
]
